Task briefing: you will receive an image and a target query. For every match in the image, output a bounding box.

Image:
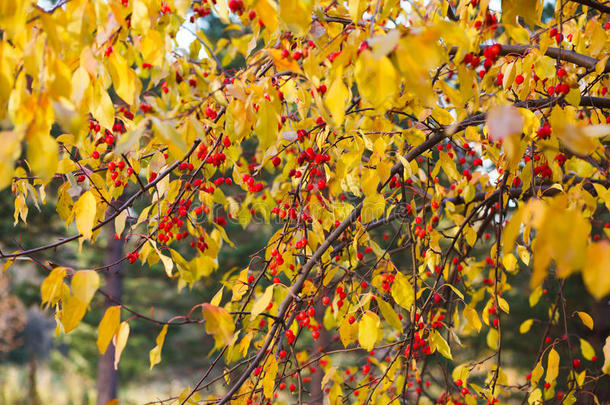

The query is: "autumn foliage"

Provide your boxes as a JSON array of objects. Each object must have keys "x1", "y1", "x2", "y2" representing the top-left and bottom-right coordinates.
[{"x1": 1, "y1": 0, "x2": 610, "y2": 404}]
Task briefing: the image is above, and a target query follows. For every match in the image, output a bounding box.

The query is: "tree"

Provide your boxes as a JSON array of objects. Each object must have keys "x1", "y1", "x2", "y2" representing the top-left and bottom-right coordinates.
[{"x1": 1, "y1": 0, "x2": 609, "y2": 404}]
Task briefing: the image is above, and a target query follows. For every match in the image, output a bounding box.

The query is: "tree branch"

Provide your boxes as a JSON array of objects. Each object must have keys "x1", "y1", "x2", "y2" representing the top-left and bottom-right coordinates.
[{"x1": 569, "y1": 0, "x2": 610, "y2": 14}]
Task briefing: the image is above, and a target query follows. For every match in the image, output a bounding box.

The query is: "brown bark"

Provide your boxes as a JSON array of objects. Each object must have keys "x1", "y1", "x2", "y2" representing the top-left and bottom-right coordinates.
[
  {"x1": 309, "y1": 301, "x2": 329, "y2": 404},
  {"x1": 96, "y1": 224, "x2": 124, "y2": 405}
]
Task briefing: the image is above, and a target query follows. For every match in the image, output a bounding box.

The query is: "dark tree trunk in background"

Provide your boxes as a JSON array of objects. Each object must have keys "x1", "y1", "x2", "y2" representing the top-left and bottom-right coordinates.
[
  {"x1": 96, "y1": 223, "x2": 124, "y2": 405},
  {"x1": 309, "y1": 301, "x2": 329, "y2": 403}
]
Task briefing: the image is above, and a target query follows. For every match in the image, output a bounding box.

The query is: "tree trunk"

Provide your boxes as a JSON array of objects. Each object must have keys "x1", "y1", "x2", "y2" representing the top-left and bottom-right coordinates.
[
  {"x1": 96, "y1": 224, "x2": 124, "y2": 405},
  {"x1": 309, "y1": 301, "x2": 329, "y2": 404},
  {"x1": 28, "y1": 349, "x2": 40, "y2": 405}
]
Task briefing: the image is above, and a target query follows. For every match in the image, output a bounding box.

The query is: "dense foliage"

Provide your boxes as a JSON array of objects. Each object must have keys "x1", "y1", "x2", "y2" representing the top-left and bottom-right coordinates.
[{"x1": 1, "y1": 0, "x2": 609, "y2": 403}]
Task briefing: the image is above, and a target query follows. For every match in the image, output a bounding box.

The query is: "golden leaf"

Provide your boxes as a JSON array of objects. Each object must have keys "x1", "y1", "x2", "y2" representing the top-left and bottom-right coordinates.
[
  {"x1": 358, "y1": 311, "x2": 380, "y2": 351},
  {"x1": 97, "y1": 306, "x2": 121, "y2": 354},
  {"x1": 202, "y1": 303, "x2": 235, "y2": 346},
  {"x1": 545, "y1": 348, "x2": 559, "y2": 383},
  {"x1": 113, "y1": 321, "x2": 130, "y2": 369},
  {"x1": 149, "y1": 325, "x2": 169, "y2": 369},
  {"x1": 71, "y1": 270, "x2": 100, "y2": 306},
  {"x1": 73, "y1": 191, "x2": 97, "y2": 247}
]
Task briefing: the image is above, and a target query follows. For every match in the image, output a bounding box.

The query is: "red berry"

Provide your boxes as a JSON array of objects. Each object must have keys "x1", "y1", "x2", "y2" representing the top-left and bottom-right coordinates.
[
  {"x1": 572, "y1": 359, "x2": 581, "y2": 369},
  {"x1": 515, "y1": 74, "x2": 524, "y2": 85}
]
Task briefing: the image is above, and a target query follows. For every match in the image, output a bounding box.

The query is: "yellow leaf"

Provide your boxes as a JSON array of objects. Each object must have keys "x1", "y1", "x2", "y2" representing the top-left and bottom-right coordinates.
[
  {"x1": 545, "y1": 348, "x2": 559, "y2": 383},
  {"x1": 361, "y1": 193, "x2": 385, "y2": 223},
  {"x1": 531, "y1": 361, "x2": 544, "y2": 386},
  {"x1": 348, "y1": 0, "x2": 363, "y2": 22},
  {"x1": 211, "y1": 286, "x2": 224, "y2": 307},
  {"x1": 354, "y1": 52, "x2": 398, "y2": 108},
  {"x1": 503, "y1": 253, "x2": 518, "y2": 272},
  {"x1": 61, "y1": 295, "x2": 87, "y2": 333},
  {"x1": 452, "y1": 363, "x2": 470, "y2": 382},
  {"x1": 339, "y1": 315, "x2": 358, "y2": 348},
  {"x1": 97, "y1": 306, "x2": 121, "y2": 354},
  {"x1": 602, "y1": 336, "x2": 610, "y2": 374},
  {"x1": 149, "y1": 324, "x2": 169, "y2": 369},
  {"x1": 580, "y1": 338, "x2": 595, "y2": 361},
  {"x1": 13, "y1": 194, "x2": 28, "y2": 226},
  {"x1": 73, "y1": 191, "x2": 97, "y2": 247},
  {"x1": 502, "y1": 0, "x2": 542, "y2": 28},
  {"x1": 497, "y1": 296, "x2": 510, "y2": 314},
  {"x1": 430, "y1": 329, "x2": 452, "y2": 359},
  {"x1": 262, "y1": 355, "x2": 278, "y2": 398},
  {"x1": 41, "y1": 267, "x2": 66, "y2": 307},
  {"x1": 529, "y1": 285, "x2": 543, "y2": 307},
  {"x1": 279, "y1": 0, "x2": 312, "y2": 36},
  {"x1": 131, "y1": 0, "x2": 151, "y2": 32},
  {"x1": 201, "y1": 303, "x2": 235, "y2": 346},
  {"x1": 0, "y1": 130, "x2": 21, "y2": 191},
  {"x1": 71, "y1": 66, "x2": 90, "y2": 106},
  {"x1": 358, "y1": 311, "x2": 380, "y2": 351},
  {"x1": 113, "y1": 321, "x2": 130, "y2": 369},
  {"x1": 141, "y1": 29, "x2": 165, "y2": 66},
  {"x1": 463, "y1": 305, "x2": 481, "y2": 332},
  {"x1": 391, "y1": 272, "x2": 414, "y2": 311},
  {"x1": 565, "y1": 87, "x2": 581, "y2": 106},
  {"x1": 325, "y1": 68, "x2": 348, "y2": 127},
  {"x1": 583, "y1": 241, "x2": 610, "y2": 300},
  {"x1": 529, "y1": 388, "x2": 542, "y2": 405},
  {"x1": 520, "y1": 319, "x2": 534, "y2": 334},
  {"x1": 267, "y1": 49, "x2": 302, "y2": 73},
  {"x1": 256, "y1": 0, "x2": 279, "y2": 32},
  {"x1": 91, "y1": 79, "x2": 115, "y2": 130},
  {"x1": 27, "y1": 134, "x2": 58, "y2": 184},
  {"x1": 502, "y1": 205, "x2": 524, "y2": 256},
  {"x1": 577, "y1": 312, "x2": 594, "y2": 330},
  {"x1": 114, "y1": 210, "x2": 128, "y2": 237},
  {"x1": 487, "y1": 328, "x2": 498, "y2": 350},
  {"x1": 377, "y1": 298, "x2": 402, "y2": 332},
  {"x1": 446, "y1": 283, "x2": 464, "y2": 300},
  {"x1": 322, "y1": 366, "x2": 338, "y2": 388},
  {"x1": 255, "y1": 99, "x2": 280, "y2": 151},
  {"x1": 250, "y1": 285, "x2": 274, "y2": 320},
  {"x1": 431, "y1": 107, "x2": 454, "y2": 125},
  {"x1": 518, "y1": 245, "x2": 530, "y2": 265},
  {"x1": 108, "y1": 52, "x2": 141, "y2": 106},
  {"x1": 71, "y1": 270, "x2": 100, "y2": 306}
]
